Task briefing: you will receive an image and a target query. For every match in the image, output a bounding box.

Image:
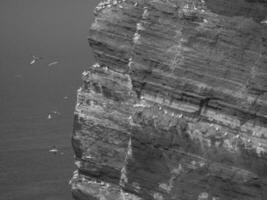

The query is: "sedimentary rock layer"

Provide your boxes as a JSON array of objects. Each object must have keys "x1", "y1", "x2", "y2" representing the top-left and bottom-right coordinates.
[{"x1": 71, "y1": 0, "x2": 267, "y2": 199}]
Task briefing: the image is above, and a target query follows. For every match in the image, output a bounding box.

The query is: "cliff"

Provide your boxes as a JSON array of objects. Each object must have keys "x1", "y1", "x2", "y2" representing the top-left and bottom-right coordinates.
[{"x1": 70, "y1": 0, "x2": 267, "y2": 199}]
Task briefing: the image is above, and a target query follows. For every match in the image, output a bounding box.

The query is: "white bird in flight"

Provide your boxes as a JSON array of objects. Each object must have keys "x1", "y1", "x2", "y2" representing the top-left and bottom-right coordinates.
[
  {"x1": 30, "y1": 55, "x2": 43, "y2": 65},
  {"x1": 47, "y1": 114, "x2": 52, "y2": 119},
  {"x1": 49, "y1": 148, "x2": 58, "y2": 154},
  {"x1": 48, "y1": 61, "x2": 59, "y2": 67},
  {"x1": 49, "y1": 145, "x2": 64, "y2": 155},
  {"x1": 49, "y1": 145, "x2": 59, "y2": 154}
]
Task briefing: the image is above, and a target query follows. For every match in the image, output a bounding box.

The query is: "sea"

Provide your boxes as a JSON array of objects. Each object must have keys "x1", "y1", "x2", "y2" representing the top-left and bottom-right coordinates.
[{"x1": 0, "y1": 0, "x2": 99, "y2": 199}]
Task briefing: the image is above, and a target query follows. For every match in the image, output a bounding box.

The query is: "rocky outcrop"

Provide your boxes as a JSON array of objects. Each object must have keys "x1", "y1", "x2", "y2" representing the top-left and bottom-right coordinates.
[{"x1": 70, "y1": 0, "x2": 267, "y2": 199}]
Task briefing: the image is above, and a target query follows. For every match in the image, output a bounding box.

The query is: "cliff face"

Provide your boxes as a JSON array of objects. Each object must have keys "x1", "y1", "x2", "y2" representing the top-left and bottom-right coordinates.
[{"x1": 70, "y1": 0, "x2": 267, "y2": 199}]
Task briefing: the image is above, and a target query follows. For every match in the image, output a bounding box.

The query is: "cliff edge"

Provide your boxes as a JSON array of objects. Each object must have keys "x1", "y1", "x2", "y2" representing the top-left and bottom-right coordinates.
[{"x1": 70, "y1": 0, "x2": 267, "y2": 199}]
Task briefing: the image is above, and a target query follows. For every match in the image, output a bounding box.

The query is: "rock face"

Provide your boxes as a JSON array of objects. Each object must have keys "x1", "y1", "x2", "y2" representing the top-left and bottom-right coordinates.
[{"x1": 70, "y1": 0, "x2": 267, "y2": 199}]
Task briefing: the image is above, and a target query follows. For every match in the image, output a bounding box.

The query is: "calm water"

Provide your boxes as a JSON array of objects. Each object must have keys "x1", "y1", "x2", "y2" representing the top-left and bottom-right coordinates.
[{"x1": 0, "y1": 0, "x2": 99, "y2": 199}]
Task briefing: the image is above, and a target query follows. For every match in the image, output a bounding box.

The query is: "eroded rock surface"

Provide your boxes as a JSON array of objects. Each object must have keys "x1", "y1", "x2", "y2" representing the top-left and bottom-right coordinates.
[{"x1": 70, "y1": 0, "x2": 267, "y2": 199}]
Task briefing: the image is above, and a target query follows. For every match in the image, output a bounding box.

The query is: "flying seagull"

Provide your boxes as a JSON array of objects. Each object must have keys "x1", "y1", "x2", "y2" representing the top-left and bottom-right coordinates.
[
  {"x1": 30, "y1": 55, "x2": 43, "y2": 65},
  {"x1": 49, "y1": 145, "x2": 59, "y2": 154},
  {"x1": 49, "y1": 145, "x2": 64, "y2": 155},
  {"x1": 48, "y1": 61, "x2": 59, "y2": 67}
]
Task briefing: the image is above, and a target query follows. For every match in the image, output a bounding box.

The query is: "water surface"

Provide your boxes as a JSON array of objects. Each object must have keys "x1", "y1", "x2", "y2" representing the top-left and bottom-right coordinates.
[{"x1": 0, "y1": 0, "x2": 99, "y2": 199}]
